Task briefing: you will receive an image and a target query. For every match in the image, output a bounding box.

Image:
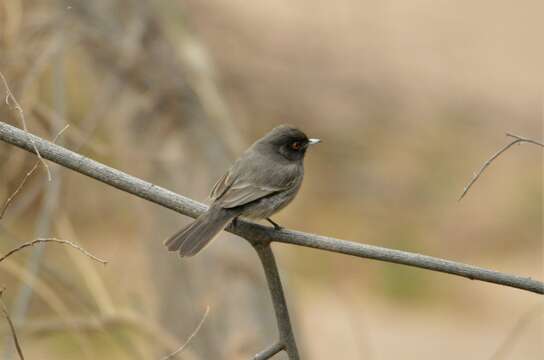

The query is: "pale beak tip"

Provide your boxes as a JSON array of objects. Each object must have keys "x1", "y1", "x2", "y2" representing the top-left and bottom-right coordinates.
[{"x1": 308, "y1": 138, "x2": 321, "y2": 145}]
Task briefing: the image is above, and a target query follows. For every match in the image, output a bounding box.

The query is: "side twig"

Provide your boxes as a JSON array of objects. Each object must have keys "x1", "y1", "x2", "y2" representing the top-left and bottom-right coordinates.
[
  {"x1": 160, "y1": 305, "x2": 210, "y2": 360},
  {"x1": 0, "y1": 238, "x2": 107, "y2": 265},
  {"x1": 0, "y1": 290, "x2": 24, "y2": 360},
  {"x1": 253, "y1": 342, "x2": 284, "y2": 360},
  {"x1": 459, "y1": 133, "x2": 544, "y2": 201}
]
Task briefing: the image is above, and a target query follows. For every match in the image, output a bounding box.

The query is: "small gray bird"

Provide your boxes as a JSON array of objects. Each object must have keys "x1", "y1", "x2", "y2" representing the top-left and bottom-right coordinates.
[{"x1": 164, "y1": 124, "x2": 320, "y2": 257}]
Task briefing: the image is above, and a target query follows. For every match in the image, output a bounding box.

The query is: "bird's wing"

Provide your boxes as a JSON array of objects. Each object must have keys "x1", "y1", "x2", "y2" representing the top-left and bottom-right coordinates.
[
  {"x1": 215, "y1": 182, "x2": 285, "y2": 209},
  {"x1": 210, "y1": 150, "x2": 299, "y2": 209},
  {"x1": 210, "y1": 171, "x2": 233, "y2": 201}
]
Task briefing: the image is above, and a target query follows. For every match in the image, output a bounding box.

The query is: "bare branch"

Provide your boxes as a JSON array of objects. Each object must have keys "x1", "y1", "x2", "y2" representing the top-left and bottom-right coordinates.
[
  {"x1": 0, "y1": 121, "x2": 541, "y2": 295},
  {"x1": 459, "y1": 133, "x2": 544, "y2": 201},
  {"x1": 0, "y1": 71, "x2": 51, "y2": 181},
  {"x1": 0, "y1": 124, "x2": 69, "y2": 220},
  {"x1": 0, "y1": 289, "x2": 25, "y2": 360},
  {"x1": 160, "y1": 305, "x2": 210, "y2": 360},
  {"x1": 0, "y1": 238, "x2": 107, "y2": 265},
  {"x1": 253, "y1": 342, "x2": 284, "y2": 360},
  {"x1": 254, "y1": 243, "x2": 299, "y2": 359},
  {"x1": 0, "y1": 121, "x2": 543, "y2": 359}
]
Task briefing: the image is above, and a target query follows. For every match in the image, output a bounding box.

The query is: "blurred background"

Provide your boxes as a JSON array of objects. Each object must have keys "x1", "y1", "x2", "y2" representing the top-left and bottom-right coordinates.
[{"x1": 0, "y1": 0, "x2": 542, "y2": 359}]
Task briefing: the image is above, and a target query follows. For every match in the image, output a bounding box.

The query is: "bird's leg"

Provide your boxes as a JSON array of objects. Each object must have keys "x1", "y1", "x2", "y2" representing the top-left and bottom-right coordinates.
[{"x1": 266, "y1": 218, "x2": 283, "y2": 231}]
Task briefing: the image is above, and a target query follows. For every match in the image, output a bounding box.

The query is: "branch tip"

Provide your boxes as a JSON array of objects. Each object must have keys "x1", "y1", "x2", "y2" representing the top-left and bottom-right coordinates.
[{"x1": 459, "y1": 132, "x2": 543, "y2": 201}]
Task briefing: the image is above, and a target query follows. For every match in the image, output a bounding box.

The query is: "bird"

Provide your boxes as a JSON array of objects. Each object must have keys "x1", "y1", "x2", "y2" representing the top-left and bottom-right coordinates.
[{"x1": 164, "y1": 124, "x2": 320, "y2": 257}]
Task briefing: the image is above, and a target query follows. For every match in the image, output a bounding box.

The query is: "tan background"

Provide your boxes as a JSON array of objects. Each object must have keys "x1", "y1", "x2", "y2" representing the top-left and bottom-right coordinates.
[{"x1": 0, "y1": 0, "x2": 542, "y2": 359}]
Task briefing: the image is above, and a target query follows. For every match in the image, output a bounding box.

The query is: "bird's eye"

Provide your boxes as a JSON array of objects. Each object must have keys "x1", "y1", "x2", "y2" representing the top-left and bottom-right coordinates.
[{"x1": 291, "y1": 141, "x2": 302, "y2": 150}]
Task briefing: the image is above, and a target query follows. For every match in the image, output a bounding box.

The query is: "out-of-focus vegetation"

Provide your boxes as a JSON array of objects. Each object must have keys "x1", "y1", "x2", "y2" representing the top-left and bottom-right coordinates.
[{"x1": 0, "y1": 0, "x2": 542, "y2": 359}]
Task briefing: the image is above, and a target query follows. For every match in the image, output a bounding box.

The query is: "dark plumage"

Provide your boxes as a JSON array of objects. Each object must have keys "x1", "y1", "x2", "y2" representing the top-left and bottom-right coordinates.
[{"x1": 164, "y1": 124, "x2": 320, "y2": 257}]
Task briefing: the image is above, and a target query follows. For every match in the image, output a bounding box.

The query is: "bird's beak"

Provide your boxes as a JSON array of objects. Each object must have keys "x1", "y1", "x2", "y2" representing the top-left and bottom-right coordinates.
[{"x1": 308, "y1": 138, "x2": 321, "y2": 145}]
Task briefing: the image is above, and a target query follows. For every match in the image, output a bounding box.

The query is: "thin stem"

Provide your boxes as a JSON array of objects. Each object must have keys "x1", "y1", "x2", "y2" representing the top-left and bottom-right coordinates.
[{"x1": 0, "y1": 291, "x2": 25, "y2": 360}]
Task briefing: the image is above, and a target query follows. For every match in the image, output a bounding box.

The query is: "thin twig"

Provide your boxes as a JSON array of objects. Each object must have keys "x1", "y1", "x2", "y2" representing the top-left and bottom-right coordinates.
[
  {"x1": 0, "y1": 124, "x2": 69, "y2": 220},
  {"x1": 0, "y1": 289, "x2": 25, "y2": 360},
  {"x1": 160, "y1": 305, "x2": 210, "y2": 360},
  {"x1": 0, "y1": 71, "x2": 51, "y2": 181},
  {"x1": 0, "y1": 163, "x2": 39, "y2": 220},
  {"x1": 459, "y1": 133, "x2": 544, "y2": 201},
  {"x1": 0, "y1": 238, "x2": 107, "y2": 265},
  {"x1": 506, "y1": 133, "x2": 544, "y2": 147}
]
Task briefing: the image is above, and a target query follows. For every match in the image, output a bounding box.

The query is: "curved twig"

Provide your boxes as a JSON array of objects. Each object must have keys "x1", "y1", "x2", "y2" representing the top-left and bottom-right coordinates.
[
  {"x1": 0, "y1": 238, "x2": 107, "y2": 265},
  {"x1": 459, "y1": 133, "x2": 544, "y2": 201}
]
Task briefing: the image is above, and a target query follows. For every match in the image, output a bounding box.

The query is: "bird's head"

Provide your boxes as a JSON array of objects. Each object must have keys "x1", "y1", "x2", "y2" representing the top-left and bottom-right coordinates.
[{"x1": 258, "y1": 124, "x2": 321, "y2": 162}]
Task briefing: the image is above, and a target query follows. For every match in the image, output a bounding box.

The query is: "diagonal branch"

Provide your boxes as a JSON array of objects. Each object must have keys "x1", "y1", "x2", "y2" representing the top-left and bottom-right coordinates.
[{"x1": 459, "y1": 133, "x2": 544, "y2": 201}]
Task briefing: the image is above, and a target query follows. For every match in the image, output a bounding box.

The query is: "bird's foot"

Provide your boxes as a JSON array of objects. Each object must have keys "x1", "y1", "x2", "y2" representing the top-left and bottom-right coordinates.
[{"x1": 266, "y1": 218, "x2": 283, "y2": 231}]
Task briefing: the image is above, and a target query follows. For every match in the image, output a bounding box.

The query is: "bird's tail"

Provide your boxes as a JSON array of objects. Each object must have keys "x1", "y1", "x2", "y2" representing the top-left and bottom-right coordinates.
[{"x1": 164, "y1": 206, "x2": 236, "y2": 257}]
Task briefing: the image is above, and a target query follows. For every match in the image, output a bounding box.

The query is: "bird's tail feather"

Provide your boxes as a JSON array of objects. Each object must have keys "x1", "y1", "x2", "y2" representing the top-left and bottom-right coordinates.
[{"x1": 164, "y1": 207, "x2": 236, "y2": 257}]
